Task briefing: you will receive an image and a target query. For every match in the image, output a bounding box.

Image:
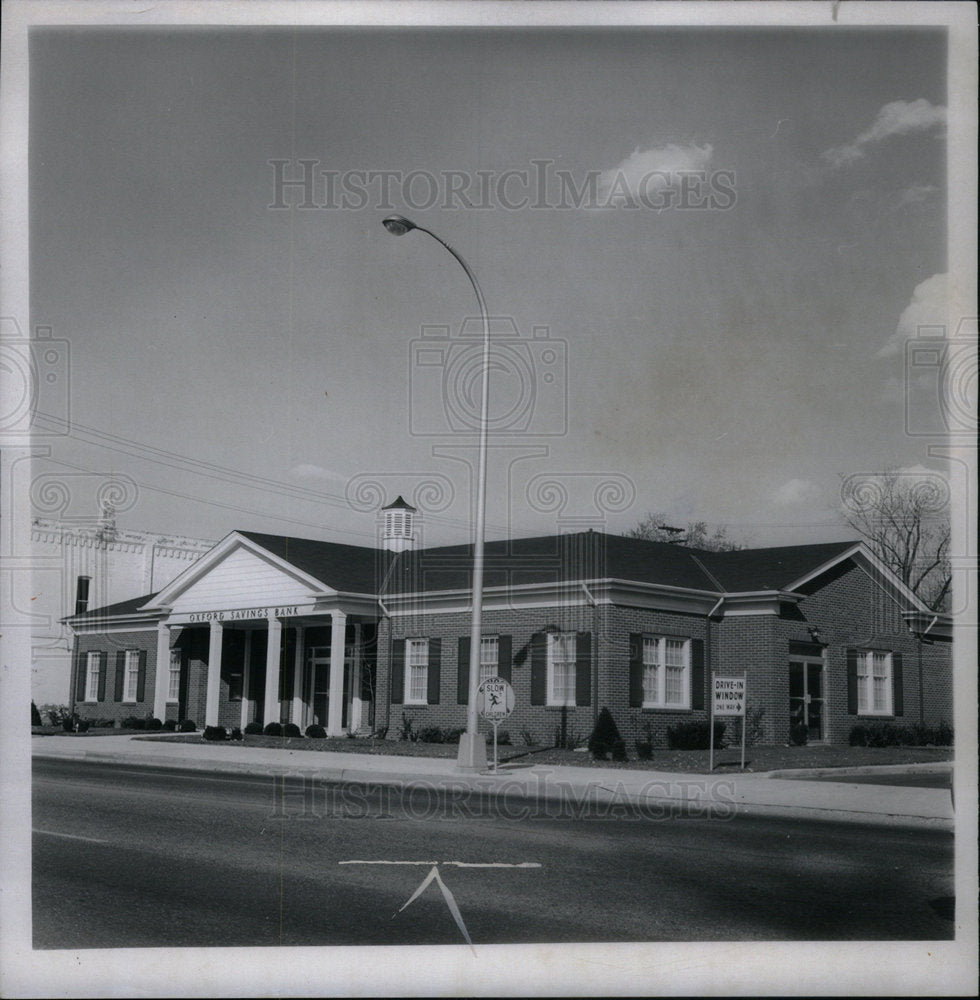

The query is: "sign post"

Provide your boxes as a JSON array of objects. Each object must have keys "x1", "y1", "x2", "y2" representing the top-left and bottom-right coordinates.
[
  {"x1": 711, "y1": 673, "x2": 748, "y2": 771},
  {"x1": 477, "y1": 676, "x2": 515, "y2": 771}
]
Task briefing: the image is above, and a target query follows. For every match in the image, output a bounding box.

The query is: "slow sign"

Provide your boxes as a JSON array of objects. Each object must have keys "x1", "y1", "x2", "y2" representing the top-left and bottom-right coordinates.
[{"x1": 477, "y1": 677, "x2": 515, "y2": 722}]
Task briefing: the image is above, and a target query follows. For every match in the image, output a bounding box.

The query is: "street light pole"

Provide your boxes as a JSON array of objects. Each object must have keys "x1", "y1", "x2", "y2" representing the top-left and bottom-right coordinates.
[{"x1": 382, "y1": 214, "x2": 489, "y2": 772}]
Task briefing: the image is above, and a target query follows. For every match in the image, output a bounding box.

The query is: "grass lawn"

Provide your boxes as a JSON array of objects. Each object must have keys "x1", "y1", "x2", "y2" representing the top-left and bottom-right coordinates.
[{"x1": 131, "y1": 731, "x2": 954, "y2": 774}]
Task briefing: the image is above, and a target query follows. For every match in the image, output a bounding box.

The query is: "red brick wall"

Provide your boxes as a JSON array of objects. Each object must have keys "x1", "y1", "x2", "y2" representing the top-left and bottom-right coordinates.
[{"x1": 72, "y1": 630, "x2": 159, "y2": 724}]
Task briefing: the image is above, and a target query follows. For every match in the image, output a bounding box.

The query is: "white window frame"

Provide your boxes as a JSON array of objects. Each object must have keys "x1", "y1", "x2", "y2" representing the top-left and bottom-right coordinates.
[
  {"x1": 479, "y1": 636, "x2": 499, "y2": 686},
  {"x1": 547, "y1": 632, "x2": 577, "y2": 707},
  {"x1": 84, "y1": 651, "x2": 101, "y2": 702},
  {"x1": 641, "y1": 635, "x2": 691, "y2": 709},
  {"x1": 167, "y1": 649, "x2": 181, "y2": 703},
  {"x1": 856, "y1": 650, "x2": 893, "y2": 716},
  {"x1": 122, "y1": 649, "x2": 140, "y2": 703},
  {"x1": 405, "y1": 638, "x2": 429, "y2": 705}
]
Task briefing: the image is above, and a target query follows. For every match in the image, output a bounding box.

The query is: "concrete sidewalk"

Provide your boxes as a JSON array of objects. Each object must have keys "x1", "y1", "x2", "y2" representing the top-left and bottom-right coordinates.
[{"x1": 32, "y1": 733, "x2": 955, "y2": 828}]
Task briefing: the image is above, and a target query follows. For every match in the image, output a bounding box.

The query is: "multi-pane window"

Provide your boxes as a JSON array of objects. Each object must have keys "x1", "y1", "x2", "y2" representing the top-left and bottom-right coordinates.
[
  {"x1": 84, "y1": 651, "x2": 101, "y2": 702},
  {"x1": 406, "y1": 638, "x2": 429, "y2": 704},
  {"x1": 642, "y1": 636, "x2": 690, "y2": 708},
  {"x1": 857, "y1": 650, "x2": 892, "y2": 715},
  {"x1": 479, "y1": 636, "x2": 499, "y2": 685},
  {"x1": 122, "y1": 649, "x2": 140, "y2": 702},
  {"x1": 168, "y1": 650, "x2": 181, "y2": 702},
  {"x1": 547, "y1": 633, "x2": 576, "y2": 706}
]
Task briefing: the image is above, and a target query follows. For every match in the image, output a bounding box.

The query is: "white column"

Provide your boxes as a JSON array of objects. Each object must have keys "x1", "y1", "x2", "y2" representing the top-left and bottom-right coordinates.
[
  {"x1": 240, "y1": 630, "x2": 252, "y2": 730},
  {"x1": 205, "y1": 620, "x2": 223, "y2": 726},
  {"x1": 263, "y1": 616, "x2": 282, "y2": 725},
  {"x1": 152, "y1": 622, "x2": 171, "y2": 721},
  {"x1": 291, "y1": 625, "x2": 305, "y2": 727},
  {"x1": 349, "y1": 623, "x2": 363, "y2": 733},
  {"x1": 327, "y1": 611, "x2": 347, "y2": 736}
]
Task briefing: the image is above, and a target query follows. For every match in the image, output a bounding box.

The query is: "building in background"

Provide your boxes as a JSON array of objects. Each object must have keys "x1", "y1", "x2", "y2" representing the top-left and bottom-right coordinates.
[{"x1": 31, "y1": 505, "x2": 213, "y2": 706}]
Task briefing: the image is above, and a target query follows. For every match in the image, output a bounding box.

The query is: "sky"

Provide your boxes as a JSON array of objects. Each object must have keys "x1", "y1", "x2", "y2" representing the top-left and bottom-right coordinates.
[{"x1": 27, "y1": 22, "x2": 955, "y2": 550}]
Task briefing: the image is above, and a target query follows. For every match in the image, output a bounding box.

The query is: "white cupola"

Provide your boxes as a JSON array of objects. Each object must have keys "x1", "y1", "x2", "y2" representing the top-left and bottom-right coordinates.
[{"x1": 381, "y1": 495, "x2": 417, "y2": 552}]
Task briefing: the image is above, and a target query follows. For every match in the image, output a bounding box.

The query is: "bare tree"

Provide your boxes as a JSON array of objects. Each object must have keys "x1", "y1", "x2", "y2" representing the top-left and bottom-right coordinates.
[
  {"x1": 626, "y1": 513, "x2": 744, "y2": 551},
  {"x1": 840, "y1": 468, "x2": 951, "y2": 611}
]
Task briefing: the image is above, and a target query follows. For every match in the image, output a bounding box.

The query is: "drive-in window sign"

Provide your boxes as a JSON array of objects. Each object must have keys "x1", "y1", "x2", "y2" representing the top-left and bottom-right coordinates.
[
  {"x1": 713, "y1": 676, "x2": 746, "y2": 716},
  {"x1": 477, "y1": 677, "x2": 514, "y2": 721}
]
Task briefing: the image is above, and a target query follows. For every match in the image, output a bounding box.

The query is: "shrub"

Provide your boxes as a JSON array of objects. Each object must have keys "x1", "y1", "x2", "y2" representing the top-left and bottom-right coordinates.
[
  {"x1": 263, "y1": 722, "x2": 283, "y2": 737},
  {"x1": 43, "y1": 704, "x2": 71, "y2": 726},
  {"x1": 442, "y1": 727, "x2": 465, "y2": 744},
  {"x1": 122, "y1": 716, "x2": 145, "y2": 731},
  {"x1": 497, "y1": 729, "x2": 511, "y2": 746},
  {"x1": 789, "y1": 722, "x2": 808, "y2": 746},
  {"x1": 305, "y1": 724, "x2": 327, "y2": 739},
  {"x1": 62, "y1": 715, "x2": 75, "y2": 732},
  {"x1": 374, "y1": 726, "x2": 389, "y2": 740},
  {"x1": 32, "y1": 701, "x2": 42, "y2": 726},
  {"x1": 91, "y1": 717, "x2": 116, "y2": 728},
  {"x1": 398, "y1": 713, "x2": 416, "y2": 742},
  {"x1": 588, "y1": 707, "x2": 624, "y2": 760},
  {"x1": 521, "y1": 729, "x2": 538, "y2": 747},
  {"x1": 849, "y1": 721, "x2": 954, "y2": 748},
  {"x1": 666, "y1": 720, "x2": 725, "y2": 751},
  {"x1": 282, "y1": 722, "x2": 302, "y2": 738},
  {"x1": 144, "y1": 717, "x2": 163, "y2": 731},
  {"x1": 203, "y1": 725, "x2": 227, "y2": 741},
  {"x1": 230, "y1": 727, "x2": 243, "y2": 741},
  {"x1": 75, "y1": 719, "x2": 90, "y2": 733},
  {"x1": 178, "y1": 719, "x2": 196, "y2": 733},
  {"x1": 634, "y1": 739, "x2": 654, "y2": 761},
  {"x1": 244, "y1": 722, "x2": 264, "y2": 735},
  {"x1": 163, "y1": 718, "x2": 177, "y2": 731},
  {"x1": 419, "y1": 726, "x2": 444, "y2": 743}
]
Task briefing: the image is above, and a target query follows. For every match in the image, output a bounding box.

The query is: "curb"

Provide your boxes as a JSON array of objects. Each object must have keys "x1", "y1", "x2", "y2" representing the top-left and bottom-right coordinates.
[{"x1": 764, "y1": 762, "x2": 953, "y2": 779}]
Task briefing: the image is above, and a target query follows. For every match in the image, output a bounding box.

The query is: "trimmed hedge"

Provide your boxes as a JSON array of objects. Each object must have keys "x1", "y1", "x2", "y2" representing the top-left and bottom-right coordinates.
[
  {"x1": 849, "y1": 721, "x2": 953, "y2": 747},
  {"x1": 244, "y1": 722, "x2": 264, "y2": 735},
  {"x1": 667, "y1": 720, "x2": 725, "y2": 751},
  {"x1": 282, "y1": 722, "x2": 302, "y2": 738},
  {"x1": 263, "y1": 722, "x2": 283, "y2": 737},
  {"x1": 203, "y1": 725, "x2": 228, "y2": 741},
  {"x1": 588, "y1": 707, "x2": 627, "y2": 761},
  {"x1": 230, "y1": 727, "x2": 243, "y2": 741},
  {"x1": 178, "y1": 719, "x2": 197, "y2": 733},
  {"x1": 305, "y1": 724, "x2": 327, "y2": 739},
  {"x1": 163, "y1": 719, "x2": 178, "y2": 731}
]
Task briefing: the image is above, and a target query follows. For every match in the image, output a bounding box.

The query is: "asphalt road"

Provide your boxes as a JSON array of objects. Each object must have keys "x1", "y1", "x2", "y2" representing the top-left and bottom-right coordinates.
[{"x1": 32, "y1": 758, "x2": 955, "y2": 949}]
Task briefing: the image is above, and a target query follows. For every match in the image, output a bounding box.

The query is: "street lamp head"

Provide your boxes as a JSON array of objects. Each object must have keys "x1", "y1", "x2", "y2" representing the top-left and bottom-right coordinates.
[{"x1": 382, "y1": 214, "x2": 417, "y2": 236}]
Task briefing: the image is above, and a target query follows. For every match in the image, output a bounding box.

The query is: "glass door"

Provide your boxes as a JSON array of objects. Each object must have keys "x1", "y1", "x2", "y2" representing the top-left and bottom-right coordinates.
[{"x1": 789, "y1": 658, "x2": 824, "y2": 742}]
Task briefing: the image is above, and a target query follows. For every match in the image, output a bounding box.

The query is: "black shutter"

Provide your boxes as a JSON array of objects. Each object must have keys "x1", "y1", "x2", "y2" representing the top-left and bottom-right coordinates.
[
  {"x1": 391, "y1": 639, "x2": 405, "y2": 704},
  {"x1": 575, "y1": 632, "x2": 591, "y2": 706},
  {"x1": 892, "y1": 653, "x2": 904, "y2": 717},
  {"x1": 97, "y1": 652, "x2": 107, "y2": 702},
  {"x1": 846, "y1": 649, "x2": 858, "y2": 714},
  {"x1": 136, "y1": 649, "x2": 147, "y2": 702},
  {"x1": 530, "y1": 633, "x2": 547, "y2": 705},
  {"x1": 114, "y1": 651, "x2": 125, "y2": 701},
  {"x1": 690, "y1": 639, "x2": 705, "y2": 710},
  {"x1": 427, "y1": 638, "x2": 441, "y2": 705},
  {"x1": 74, "y1": 650, "x2": 87, "y2": 704},
  {"x1": 628, "y1": 634, "x2": 644, "y2": 707},
  {"x1": 497, "y1": 635, "x2": 512, "y2": 683},
  {"x1": 457, "y1": 636, "x2": 470, "y2": 704}
]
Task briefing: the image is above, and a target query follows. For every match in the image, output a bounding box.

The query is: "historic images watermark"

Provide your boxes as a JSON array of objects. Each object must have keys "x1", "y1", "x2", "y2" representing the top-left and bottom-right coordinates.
[
  {"x1": 269, "y1": 771, "x2": 739, "y2": 822},
  {"x1": 269, "y1": 160, "x2": 737, "y2": 213}
]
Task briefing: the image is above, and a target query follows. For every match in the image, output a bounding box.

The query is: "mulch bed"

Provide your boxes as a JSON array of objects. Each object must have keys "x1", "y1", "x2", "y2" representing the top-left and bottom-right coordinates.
[{"x1": 131, "y1": 732, "x2": 954, "y2": 774}]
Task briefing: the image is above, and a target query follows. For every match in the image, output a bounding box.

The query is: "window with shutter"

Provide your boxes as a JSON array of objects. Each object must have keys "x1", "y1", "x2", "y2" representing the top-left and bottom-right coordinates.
[{"x1": 639, "y1": 635, "x2": 692, "y2": 708}]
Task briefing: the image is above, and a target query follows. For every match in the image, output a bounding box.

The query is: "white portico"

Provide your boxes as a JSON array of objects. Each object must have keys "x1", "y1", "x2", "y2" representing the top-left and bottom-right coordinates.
[{"x1": 139, "y1": 531, "x2": 379, "y2": 734}]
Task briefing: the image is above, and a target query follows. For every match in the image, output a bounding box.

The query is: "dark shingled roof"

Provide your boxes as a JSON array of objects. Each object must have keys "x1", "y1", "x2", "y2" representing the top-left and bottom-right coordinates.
[
  {"x1": 696, "y1": 541, "x2": 858, "y2": 592},
  {"x1": 237, "y1": 530, "x2": 387, "y2": 595},
  {"x1": 65, "y1": 593, "x2": 158, "y2": 622},
  {"x1": 69, "y1": 531, "x2": 863, "y2": 619}
]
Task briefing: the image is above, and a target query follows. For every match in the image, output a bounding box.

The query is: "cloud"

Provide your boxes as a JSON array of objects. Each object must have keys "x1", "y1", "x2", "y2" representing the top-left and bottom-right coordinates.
[
  {"x1": 596, "y1": 143, "x2": 714, "y2": 208},
  {"x1": 895, "y1": 183, "x2": 938, "y2": 208},
  {"x1": 823, "y1": 99, "x2": 946, "y2": 168},
  {"x1": 289, "y1": 463, "x2": 346, "y2": 483},
  {"x1": 878, "y1": 272, "x2": 948, "y2": 358},
  {"x1": 773, "y1": 478, "x2": 819, "y2": 506}
]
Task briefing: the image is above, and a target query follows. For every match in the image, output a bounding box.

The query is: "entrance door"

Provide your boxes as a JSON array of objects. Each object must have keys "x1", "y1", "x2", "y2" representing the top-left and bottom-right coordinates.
[
  {"x1": 789, "y1": 659, "x2": 824, "y2": 741},
  {"x1": 307, "y1": 646, "x2": 331, "y2": 727}
]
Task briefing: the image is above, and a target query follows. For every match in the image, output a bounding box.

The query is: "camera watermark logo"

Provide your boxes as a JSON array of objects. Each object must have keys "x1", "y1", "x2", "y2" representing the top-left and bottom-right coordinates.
[
  {"x1": 0, "y1": 319, "x2": 71, "y2": 437},
  {"x1": 904, "y1": 317, "x2": 978, "y2": 438},
  {"x1": 409, "y1": 318, "x2": 567, "y2": 438}
]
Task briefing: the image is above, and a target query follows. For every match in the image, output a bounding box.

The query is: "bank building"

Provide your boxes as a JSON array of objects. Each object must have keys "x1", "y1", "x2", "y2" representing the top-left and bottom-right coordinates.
[{"x1": 64, "y1": 497, "x2": 952, "y2": 746}]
